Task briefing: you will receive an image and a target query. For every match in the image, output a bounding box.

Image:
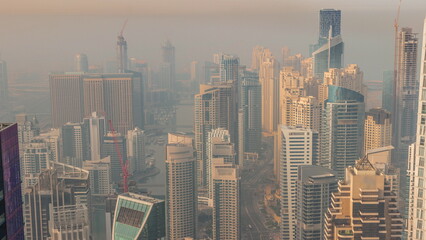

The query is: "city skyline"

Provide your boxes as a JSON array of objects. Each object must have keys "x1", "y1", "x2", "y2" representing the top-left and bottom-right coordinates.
[{"x1": 0, "y1": 2, "x2": 425, "y2": 240}]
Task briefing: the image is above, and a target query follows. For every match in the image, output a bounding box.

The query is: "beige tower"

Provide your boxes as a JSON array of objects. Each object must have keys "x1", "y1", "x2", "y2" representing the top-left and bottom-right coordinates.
[
  {"x1": 212, "y1": 164, "x2": 240, "y2": 240},
  {"x1": 364, "y1": 108, "x2": 392, "y2": 153},
  {"x1": 49, "y1": 73, "x2": 84, "y2": 128},
  {"x1": 324, "y1": 156, "x2": 403, "y2": 240},
  {"x1": 260, "y1": 56, "x2": 280, "y2": 133},
  {"x1": 166, "y1": 143, "x2": 197, "y2": 240},
  {"x1": 83, "y1": 73, "x2": 136, "y2": 134}
]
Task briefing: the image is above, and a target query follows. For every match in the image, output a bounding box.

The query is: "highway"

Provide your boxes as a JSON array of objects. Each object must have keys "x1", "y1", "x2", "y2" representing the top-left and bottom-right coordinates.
[{"x1": 240, "y1": 137, "x2": 278, "y2": 240}]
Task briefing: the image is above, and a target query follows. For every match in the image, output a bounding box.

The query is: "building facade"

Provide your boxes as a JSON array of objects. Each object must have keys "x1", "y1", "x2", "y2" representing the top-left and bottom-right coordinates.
[
  {"x1": 165, "y1": 144, "x2": 197, "y2": 240},
  {"x1": 278, "y1": 125, "x2": 318, "y2": 240},
  {"x1": 0, "y1": 123, "x2": 24, "y2": 240},
  {"x1": 296, "y1": 165, "x2": 337, "y2": 240},
  {"x1": 324, "y1": 156, "x2": 403, "y2": 239},
  {"x1": 407, "y1": 18, "x2": 426, "y2": 240},
  {"x1": 112, "y1": 193, "x2": 165, "y2": 240},
  {"x1": 364, "y1": 108, "x2": 392, "y2": 153}
]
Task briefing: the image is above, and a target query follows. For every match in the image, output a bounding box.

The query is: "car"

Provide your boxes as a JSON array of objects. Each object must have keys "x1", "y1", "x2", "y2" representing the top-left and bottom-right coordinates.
[{"x1": 248, "y1": 224, "x2": 253, "y2": 229}]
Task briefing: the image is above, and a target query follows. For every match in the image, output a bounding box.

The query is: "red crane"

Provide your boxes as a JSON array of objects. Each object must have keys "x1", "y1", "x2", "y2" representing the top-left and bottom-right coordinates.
[{"x1": 107, "y1": 119, "x2": 129, "y2": 193}]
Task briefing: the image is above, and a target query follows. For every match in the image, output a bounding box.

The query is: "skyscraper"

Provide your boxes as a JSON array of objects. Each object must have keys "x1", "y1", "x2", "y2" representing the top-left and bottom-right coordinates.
[
  {"x1": 161, "y1": 40, "x2": 176, "y2": 89},
  {"x1": 407, "y1": 18, "x2": 426, "y2": 240},
  {"x1": 240, "y1": 71, "x2": 262, "y2": 154},
  {"x1": 194, "y1": 83, "x2": 237, "y2": 186},
  {"x1": 75, "y1": 53, "x2": 89, "y2": 72},
  {"x1": 83, "y1": 156, "x2": 113, "y2": 196},
  {"x1": 21, "y1": 138, "x2": 52, "y2": 188},
  {"x1": 23, "y1": 162, "x2": 90, "y2": 240},
  {"x1": 112, "y1": 192, "x2": 165, "y2": 240},
  {"x1": 206, "y1": 128, "x2": 235, "y2": 201},
  {"x1": 62, "y1": 121, "x2": 90, "y2": 168},
  {"x1": 278, "y1": 125, "x2": 318, "y2": 240},
  {"x1": 219, "y1": 54, "x2": 239, "y2": 83},
  {"x1": 127, "y1": 127, "x2": 146, "y2": 173},
  {"x1": 0, "y1": 123, "x2": 24, "y2": 240},
  {"x1": 49, "y1": 73, "x2": 84, "y2": 128},
  {"x1": 165, "y1": 143, "x2": 197, "y2": 240},
  {"x1": 382, "y1": 70, "x2": 394, "y2": 112},
  {"x1": 83, "y1": 73, "x2": 144, "y2": 134},
  {"x1": 324, "y1": 156, "x2": 403, "y2": 239},
  {"x1": 0, "y1": 60, "x2": 8, "y2": 104},
  {"x1": 364, "y1": 108, "x2": 392, "y2": 153},
  {"x1": 393, "y1": 27, "x2": 419, "y2": 165},
  {"x1": 319, "y1": 9, "x2": 341, "y2": 40},
  {"x1": 312, "y1": 9, "x2": 344, "y2": 79},
  {"x1": 117, "y1": 35, "x2": 128, "y2": 73},
  {"x1": 212, "y1": 164, "x2": 240, "y2": 240},
  {"x1": 296, "y1": 165, "x2": 337, "y2": 240},
  {"x1": 102, "y1": 131, "x2": 127, "y2": 185},
  {"x1": 259, "y1": 56, "x2": 280, "y2": 133},
  {"x1": 320, "y1": 85, "x2": 365, "y2": 178},
  {"x1": 83, "y1": 111, "x2": 106, "y2": 161}
]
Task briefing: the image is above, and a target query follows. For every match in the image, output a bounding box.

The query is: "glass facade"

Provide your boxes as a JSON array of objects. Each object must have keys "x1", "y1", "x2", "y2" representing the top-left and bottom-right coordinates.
[{"x1": 0, "y1": 123, "x2": 24, "y2": 240}]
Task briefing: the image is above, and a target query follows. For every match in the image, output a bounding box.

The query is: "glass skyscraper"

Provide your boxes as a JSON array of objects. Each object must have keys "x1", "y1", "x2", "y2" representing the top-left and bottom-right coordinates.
[{"x1": 0, "y1": 123, "x2": 24, "y2": 240}]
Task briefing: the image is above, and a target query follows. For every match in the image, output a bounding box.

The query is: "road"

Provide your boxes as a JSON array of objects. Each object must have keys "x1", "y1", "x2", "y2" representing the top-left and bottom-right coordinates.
[{"x1": 240, "y1": 137, "x2": 278, "y2": 240}]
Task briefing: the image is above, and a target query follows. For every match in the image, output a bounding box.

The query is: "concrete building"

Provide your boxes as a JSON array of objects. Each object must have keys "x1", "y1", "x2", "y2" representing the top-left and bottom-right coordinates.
[
  {"x1": 83, "y1": 156, "x2": 113, "y2": 196},
  {"x1": 364, "y1": 108, "x2": 392, "y2": 153},
  {"x1": 206, "y1": 128, "x2": 235, "y2": 201},
  {"x1": 320, "y1": 85, "x2": 365, "y2": 178},
  {"x1": 117, "y1": 34, "x2": 128, "y2": 73},
  {"x1": 16, "y1": 113, "x2": 40, "y2": 146},
  {"x1": 0, "y1": 123, "x2": 25, "y2": 240},
  {"x1": 194, "y1": 83, "x2": 237, "y2": 186},
  {"x1": 83, "y1": 73, "x2": 144, "y2": 134},
  {"x1": 407, "y1": 18, "x2": 426, "y2": 240},
  {"x1": 61, "y1": 121, "x2": 89, "y2": 168},
  {"x1": 21, "y1": 138, "x2": 52, "y2": 188},
  {"x1": 112, "y1": 192, "x2": 165, "y2": 240},
  {"x1": 240, "y1": 71, "x2": 262, "y2": 154},
  {"x1": 83, "y1": 111, "x2": 106, "y2": 161},
  {"x1": 102, "y1": 131, "x2": 127, "y2": 185},
  {"x1": 23, "y1": 162, "x2": 90, "y2": 240},
  {"x1": 49, "y1": 73, "x2": 84, "y2": 128},
  {"x1": 127, "y1": 127, "x2": 146, "y2": 174},
  {"x1": 324, "y1": 156, "x2": 403, "y2": 239},
  {"x1": 296, "y1": 166, "x2": 337, "y2": 240},
  {"x1": 278, "y1": 125, "x2": 318, "y2": 240},
  {"x1": 259, "y1": 56, "x2": 280, "y2": 133},
  {"x1": 165, "y1": 143, "x2": 197, "y2": 240},
  {"x1": 75, "y1": 53, "x2": 89, "y2": 72},
  {"x1": 212, "y1": 164, "x2": 240, "y2": 240},
  {"x1": 393, "y1": 27, "x2": 419, "y2": 166},
  {"x1": 161, "y1": 40, "x2": 175, "y2": 89}
]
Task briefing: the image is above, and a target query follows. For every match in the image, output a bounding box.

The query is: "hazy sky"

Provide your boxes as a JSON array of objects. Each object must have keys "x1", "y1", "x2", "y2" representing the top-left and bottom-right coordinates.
[{"x1": 0, "y1": 0, "x2": 425, "y2": 81}]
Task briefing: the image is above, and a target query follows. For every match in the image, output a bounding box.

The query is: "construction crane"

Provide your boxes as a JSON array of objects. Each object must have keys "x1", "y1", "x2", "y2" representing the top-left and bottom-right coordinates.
[
  {"x1": 392, "y1": 0, "x2": 402, "y2": 148},
  {"x1": 107, "y1": 119, "x2": 129, "y2": 193},
  {"x1": 119, "y1": 19, "x2": 128, "y2": 37}
]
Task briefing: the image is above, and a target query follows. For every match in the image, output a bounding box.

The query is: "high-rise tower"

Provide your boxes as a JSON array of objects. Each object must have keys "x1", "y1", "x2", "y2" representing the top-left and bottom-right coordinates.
[
  {"x1": 296, "y1": 165, "x2": 337, "y2": 240},
  {"x1": 49, "y1": 73, "x2": 84, "y2": 128},
  {"x1": 117, "y1": 35, "x2": 128, "y2": 73},
  {"x1": 393, "y1": 27, "x2": 418, "y2": 165},
  {"x1": 407, "y1": 18, "x2": 426, "y2": 240},
  {"x1": 75, "y1": 53, "x2": 89, "y2": 72},
  {"x1": 311, "y1": 9, "x2": 344, "y2": 79},
  {"x1": 161, "y1": 40, "x2": 176, "y2": 89},
  {"x1": 165, "y1": 143, "x2": 197, "y2": 240},
  {"x1": 320, "y1": 85, "x2": 365, "y2": 178},
  {"x1": 0, "y1": 123, "x2": 24, "y2": 240},
  {"x1": 324, "y1": 156, "x2": 403, "y2": 239},
  {"x1": 278, "y1": 125, "x2": 318, "y2": 240},
  {"x1": 364, "y1": 108, "x2": 392, "y2": 153}
]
